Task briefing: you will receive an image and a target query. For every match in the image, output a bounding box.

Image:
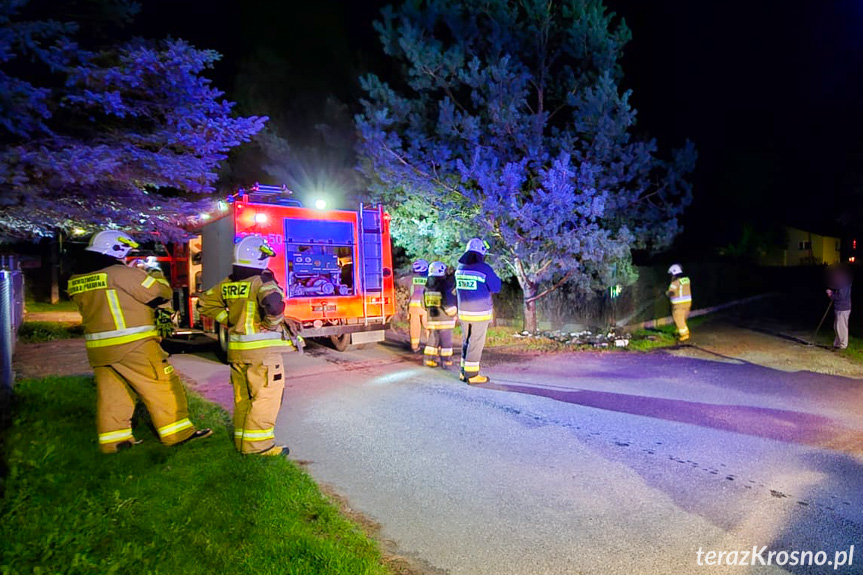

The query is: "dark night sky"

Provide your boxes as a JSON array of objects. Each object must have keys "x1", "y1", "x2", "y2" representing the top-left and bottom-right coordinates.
[{"x1": 131, "y1": 0, "x2": 863, "y2": 251}]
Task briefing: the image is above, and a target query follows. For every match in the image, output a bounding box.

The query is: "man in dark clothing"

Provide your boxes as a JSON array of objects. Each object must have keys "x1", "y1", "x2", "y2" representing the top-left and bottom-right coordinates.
[
  {"x1": 826, "y1": 264, "x2": 852, "y2": 350},
  {"x1": 454, "y1": 238, "x2": 501, "y2": 384}
]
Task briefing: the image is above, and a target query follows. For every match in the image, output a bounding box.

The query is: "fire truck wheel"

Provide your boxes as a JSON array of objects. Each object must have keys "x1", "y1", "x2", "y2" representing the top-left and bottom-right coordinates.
[
  {"x1": 330, "y1": 334, "x2": 351, "y2": 352},
  {"x1": 216, "y1": 323, "x2": 229, "y2": 363}
]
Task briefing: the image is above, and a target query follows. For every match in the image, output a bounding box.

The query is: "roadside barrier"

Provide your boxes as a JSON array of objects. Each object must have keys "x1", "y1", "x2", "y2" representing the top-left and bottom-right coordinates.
[{"x1": 1, "y1": 255, "x2": 25, "y2": 394}]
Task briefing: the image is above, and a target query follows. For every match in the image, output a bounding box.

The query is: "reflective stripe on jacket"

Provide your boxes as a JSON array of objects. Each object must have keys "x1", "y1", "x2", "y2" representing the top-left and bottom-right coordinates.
[
  {"x1": 409, "y1": 273, "x2": 428, "y2": 306},
  {"x1": 68, "y1": 263, "x2": 171, "y2": 365},
  {"x1": 197, "y1": 272, "x2": 294, "y2": 362},
  {"x1": 668, "y1": 276, "x2": 692, "y2": 304},
  {"x1": 455, "y1": 259, "x2": 501, "y2": 322}
]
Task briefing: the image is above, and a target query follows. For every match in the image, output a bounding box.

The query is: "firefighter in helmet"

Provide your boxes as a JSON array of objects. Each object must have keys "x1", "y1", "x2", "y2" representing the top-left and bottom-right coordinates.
[
  {"x1": 197, "y1": 234, "x2": 297, "y2": 457},
  {"x1": 408, "y1": 259, "x2": 430, "y2": 352},
  {"x1": 422, "y1": 261, "x2": 458, "y2": 368},
  {"x1": 455, "y1": 238, "x2": 501, "y2": 384},
  {"x1": 67, "y1": 230, "x2": 212, "y2": 453},
  {"x1": 666, "y1": 263, "x2": 692, "y2": 342}
]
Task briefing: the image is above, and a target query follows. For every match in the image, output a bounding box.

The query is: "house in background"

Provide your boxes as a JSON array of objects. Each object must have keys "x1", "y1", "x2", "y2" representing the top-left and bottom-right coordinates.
[{"x1": 757, "y1": 226, "x2": 841, "y2": 266}]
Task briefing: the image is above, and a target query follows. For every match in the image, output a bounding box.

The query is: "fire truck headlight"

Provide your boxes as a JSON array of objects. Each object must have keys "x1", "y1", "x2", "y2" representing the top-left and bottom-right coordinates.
[
  {"x1": 314, "y1": 199, "x2": 327, "y2": 210},
  {"x1": 254, "y1": 213, "x2": 268, "y2": 224}
]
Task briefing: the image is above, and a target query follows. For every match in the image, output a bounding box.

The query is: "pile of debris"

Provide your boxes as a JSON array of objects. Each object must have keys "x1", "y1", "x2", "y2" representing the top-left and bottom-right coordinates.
[{"x1": 512, "y1": 328, "x2": 631, "y2": 348}]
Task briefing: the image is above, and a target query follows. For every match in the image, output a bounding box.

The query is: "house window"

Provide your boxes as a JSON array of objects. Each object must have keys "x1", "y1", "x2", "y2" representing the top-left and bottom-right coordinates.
[{"x1": 798, "y1": 241, "x2": 811, "y2": 250}]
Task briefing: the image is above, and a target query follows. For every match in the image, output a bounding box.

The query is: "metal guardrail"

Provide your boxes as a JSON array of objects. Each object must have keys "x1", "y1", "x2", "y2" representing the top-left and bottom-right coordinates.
[{"x1": 1, "y1": 255, "x2": 25, "y2": 392}]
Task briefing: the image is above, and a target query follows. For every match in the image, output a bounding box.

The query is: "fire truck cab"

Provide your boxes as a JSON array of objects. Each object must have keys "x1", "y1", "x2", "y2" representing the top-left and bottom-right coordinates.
[{"x1": 196, "y1": 185, "x2": 396, "y2": 352}]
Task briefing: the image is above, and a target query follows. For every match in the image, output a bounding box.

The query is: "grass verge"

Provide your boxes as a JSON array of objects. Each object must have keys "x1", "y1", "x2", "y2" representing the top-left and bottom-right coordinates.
[
  {"x1": 0, "y1": 376, "x2": 394, "y2": 575},
  {"x1": 17, "y1": 321, "x2": 84, "y2": 343},
  {"x1": 24, "y1": 299, "x2": 80, "y2": 313}
]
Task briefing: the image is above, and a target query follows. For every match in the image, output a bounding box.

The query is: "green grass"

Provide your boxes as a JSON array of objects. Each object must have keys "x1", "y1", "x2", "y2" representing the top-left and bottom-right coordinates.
[
  {"x1": 1, "y1": 376, "x2": 394, "y2": 575},
  {"x1": 17, "y1": 321, "x2": 85, "y2": 343},
  {"x1": 25, "y1": 299, "x2": 80, "y2": 313},
  {"x1": 626, "y1": 315, "x2": 711, "y2": 352}
]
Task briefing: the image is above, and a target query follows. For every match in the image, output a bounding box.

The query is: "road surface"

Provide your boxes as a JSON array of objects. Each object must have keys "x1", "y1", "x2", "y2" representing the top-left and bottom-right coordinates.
[{"x1": 170, "y1": 330, "x2": 863, "y2": 575}]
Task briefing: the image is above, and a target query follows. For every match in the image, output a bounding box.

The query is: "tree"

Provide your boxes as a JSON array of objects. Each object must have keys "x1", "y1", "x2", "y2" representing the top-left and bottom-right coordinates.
[
  {"x1": 356, "y1": 0, "x2": 695, "y2": 331},
  {"x1": 0, "y1": 0, "x2": 266, "y2": 241}
]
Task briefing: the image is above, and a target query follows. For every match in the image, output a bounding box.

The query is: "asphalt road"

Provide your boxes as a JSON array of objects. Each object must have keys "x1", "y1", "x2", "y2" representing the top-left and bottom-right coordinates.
[{"x1": 170, "y1": 336, "x2": 863, "y2": 575}]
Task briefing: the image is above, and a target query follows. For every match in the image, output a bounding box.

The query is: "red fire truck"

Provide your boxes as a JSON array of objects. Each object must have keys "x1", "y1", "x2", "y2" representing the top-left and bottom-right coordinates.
[{"x1": 140, "y1": 185, "x2": 396, "y2": 354}]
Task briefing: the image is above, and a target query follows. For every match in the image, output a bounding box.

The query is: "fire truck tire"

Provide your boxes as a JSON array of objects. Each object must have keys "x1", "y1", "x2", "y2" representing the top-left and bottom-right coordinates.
[
  {"x1": 216, "y1": 323, "x2": 229, "y2": 363},
  {"x1": 330, "y1": 333, "x2": 351, "y2": 352}
]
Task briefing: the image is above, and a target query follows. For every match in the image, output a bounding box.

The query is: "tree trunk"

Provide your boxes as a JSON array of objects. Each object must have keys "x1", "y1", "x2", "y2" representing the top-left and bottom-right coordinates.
[
  {"x1": 522, "y1": 294, "x2": 537, "y2": 333},
  {"x1": 516, "y1": 268, "x2": 538, "y2": 332},
  {"x1": 50, "y1": 230, "x2": 61, "y2": 304}
]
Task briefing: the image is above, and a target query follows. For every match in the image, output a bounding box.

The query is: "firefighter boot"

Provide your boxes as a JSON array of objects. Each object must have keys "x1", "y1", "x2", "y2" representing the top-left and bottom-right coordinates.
[
  {"x1": 425, "y1": 359, "x2": 440, "y2": 368},
  {"x1": 176, "y1": 428, "x2": 213, "y2": 446},
  {"x1": 257, "y1": 445, "x2": 291, "y2": 457}
]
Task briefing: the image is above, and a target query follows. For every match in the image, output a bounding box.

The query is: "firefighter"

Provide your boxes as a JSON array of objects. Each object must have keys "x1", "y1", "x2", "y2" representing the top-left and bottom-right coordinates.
[
  {"x1": 422, "y1": 261, "x2": 458, "y2": 368},
  {"x1": 455, "y1": 238, "x2": 501, "y2": 384},
  {"x1": 67, "y1": 230, "x2": 212, "y2": 454},
  {"x1": 408, "y1": 259, "x2": 430, "y2": 352},
  {"x1": 666, "y1": 263, "x2": 692, "y2": 342},
  {"x1": 197, "y1": 234, "x2": 295, "y2": 457}
]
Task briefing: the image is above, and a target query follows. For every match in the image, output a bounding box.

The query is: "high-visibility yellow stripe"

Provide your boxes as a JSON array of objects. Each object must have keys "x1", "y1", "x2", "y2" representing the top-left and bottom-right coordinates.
[
  {"x1": 424, "y1": 347, "x2": 438, "y2": 355},
  {"x1": 458, "y1": 311, "x2": 492, "y2": 322},
  {"x1": 157, "y1": 418, "x2": 193, "y2": 439},
  {"x1": 671, "y1": 296, "x2": 692, "y2": 303},
  {"x1": 99, "y1": 428, "x2": 133, "y2": 444},
  {"x1": 440, "y1": 348, "x2": 453, "y2": 357},
  {"x1": 85, "y1": 328, "x2": 158, "y2": 348},
  {"x1": 428, "y1": 320, "x2": 456, "y2": 329},
  {"x1": 235, "y1": 428, "x2": 275, "y2": 440},
  {"x1": 245, "y1": 301, "x2": 256, "y2": 334},
  {"x1": 142, "y1": 276, "x2": 156, "y2": 288},
  {"x1": 106, "y1": 289, "x2": 126, "y2": 329},
  {"x1": 215, "y1": 310, "x2": 228, "y2": 323},
  {"x1": 228, "y1": 340, "x2": 295, "y2": 351},
  {"x1": 409, "y1": 301, "x2": 423, "y2": 307}
]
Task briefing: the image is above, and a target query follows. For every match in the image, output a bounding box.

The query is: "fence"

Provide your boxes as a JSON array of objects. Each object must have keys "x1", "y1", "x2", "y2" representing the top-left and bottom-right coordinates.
[{"x1": 1, "y1": 255, "x2": 25, "y2": 398}]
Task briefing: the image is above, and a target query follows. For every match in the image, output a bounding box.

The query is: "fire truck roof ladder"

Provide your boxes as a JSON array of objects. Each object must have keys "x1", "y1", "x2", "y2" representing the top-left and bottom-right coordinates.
[{"x1": 358, "y1": 203, "x2": 385, "y2": 325}]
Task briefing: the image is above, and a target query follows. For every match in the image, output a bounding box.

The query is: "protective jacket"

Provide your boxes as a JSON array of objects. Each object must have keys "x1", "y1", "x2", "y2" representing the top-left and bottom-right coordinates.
[
  {"x1": 198, "y1": 267, "x2": 295, "y2": 363},
  {"x1": 455, "y1": 252, "x2": 501, "y2": 322},
  {"x1": 667, "y1": 275, "x2": 692, "y2": 305},
  {"x1": 68, "y1": 252, "x2": 172, "y2": 365},
  {"x1": 424, "y1": 275, "x2": 457, "y2": 329},
  {"x1": 409, "y1": 272, "x2": 428, "y2": 309}
]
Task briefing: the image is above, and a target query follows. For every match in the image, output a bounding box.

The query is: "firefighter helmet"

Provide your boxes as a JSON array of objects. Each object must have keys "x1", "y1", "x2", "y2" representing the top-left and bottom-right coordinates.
[
  {"x1": 429, "y1": 261, "x2": 447, "y2": 277},
  {"x1": 233, "y1": 235, "x2": 276, "y2": 269},
  {"x1": 668, "y1": 264, "x2": 683, "y2": 275},
  {"x1": 412, "y1": 259, "x2": 429, "y2": 273},
  {"x1": 466, "y1": 237, "x2": 488, "y2": 256},
  {"x1": 86, "y1": 230, "x2": 139, "y2": 259}
]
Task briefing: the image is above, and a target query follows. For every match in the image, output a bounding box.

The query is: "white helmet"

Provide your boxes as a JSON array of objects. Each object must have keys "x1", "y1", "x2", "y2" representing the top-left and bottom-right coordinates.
[
  {"x1": 86, "y1": 230, "x2": 139, "y2": 259},
  {"x1": 466, "y1": 237, "x2": 488, "y2": 256},
  {"x1": 412, "y1": 259, "x2": 429, "y2": 273},
  {"x1": 668, "y1": 264, "x2": 683, "y2": 275},
  {"x1": 429, "y1": 261, "x2": 447, "y2": 277},
  {"x1": 233, "y1": 235, "x2": 276, "y2": 269}
]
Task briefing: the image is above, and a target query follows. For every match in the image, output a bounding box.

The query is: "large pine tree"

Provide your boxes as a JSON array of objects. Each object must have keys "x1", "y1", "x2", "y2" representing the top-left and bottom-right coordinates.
[
  {"x1": 356, "y1": 0, "x2": 695, "y2": 330},
  {"x1": 0, "y1": 0, "x2": 266, "y2": 241}
]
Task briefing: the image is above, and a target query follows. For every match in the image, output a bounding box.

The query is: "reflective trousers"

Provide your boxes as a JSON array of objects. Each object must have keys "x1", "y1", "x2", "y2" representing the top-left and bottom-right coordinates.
[
  {"x1": 409, "y1": 305, "x2": 429, "y2": 351},
  {"x1": 230, "y1": 354, "x2": 285, "y2": 454},
  {"x1": 460, "y1": 320, "x2": 490, "y2": 377},
  {"x1": 93, "y1": 339, "x2": 196, "y2": 453},
  {"x1": 671, "y1": 302, "x2": 691, "y2": 340},
  {"x1": 424, "y1": 328, "x2": 453, "y2": 364}
]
